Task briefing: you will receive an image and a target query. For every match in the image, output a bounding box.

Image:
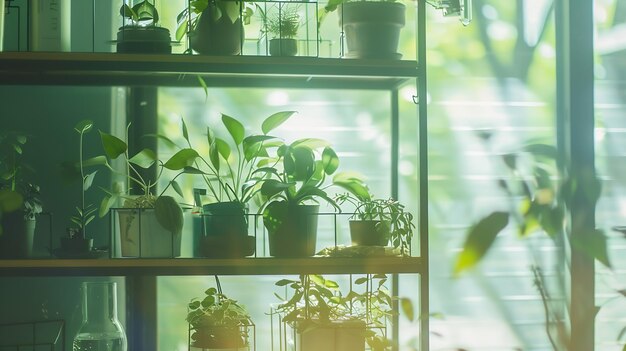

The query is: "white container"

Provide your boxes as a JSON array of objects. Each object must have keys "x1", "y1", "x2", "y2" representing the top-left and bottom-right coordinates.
[
  {"x1": 116, "y1": 209, "x2": 182, "y2": 258},
  {"x1": 29, "y1": 0, "x2": 71, "y2": 51}
]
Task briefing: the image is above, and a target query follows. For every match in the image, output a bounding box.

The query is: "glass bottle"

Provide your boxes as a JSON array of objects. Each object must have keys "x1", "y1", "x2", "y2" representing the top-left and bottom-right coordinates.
[{"x1": 73, "y1": 281, "x2": 127, "y2": 351}]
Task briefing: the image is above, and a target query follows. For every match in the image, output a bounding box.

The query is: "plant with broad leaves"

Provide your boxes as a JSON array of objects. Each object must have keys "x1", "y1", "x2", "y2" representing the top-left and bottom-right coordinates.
[
  {"x1": 97, "y1": 123, "x2": 199, "y2": 235},
  {"x1": 0, "y1": 132, "x2": 43, "y2": 236},
  {"x1": 175, "y1": 0, "x2": 254, "y2": 46},
  {"x1": 335, "y1": 190, "x2": 415, "y2": 254},
  {"x1": 163, "y1": 111, "x2": 296, "y2": 207},
  {"x1": 454, "y1": 142, "x2": 611, "y2": 351},
  {"x1": 120, "y1": 0, "x2": 159, "y2": 27},
  {"x1": 454, "y1": 143, "x2": 609, "y2": 276},
  {"x1": 186, "y1": 277, "x2": 252, "y2": 349}
]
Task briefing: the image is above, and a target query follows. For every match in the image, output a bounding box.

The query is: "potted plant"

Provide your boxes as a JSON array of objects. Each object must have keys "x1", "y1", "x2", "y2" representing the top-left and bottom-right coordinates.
[
  {"x1": 59, "y1": 120, "x2": 99, "y2": 255},
  {"x1": 0, "y1": 132, "x2": 43, "y2": 258},
  {"x1": 176, "y1": 0, "x2": 253, "y2": 55},
  {"x1": 187, "y1": 277, "x2": 253, "y2": 350},
  {"x1": 117, "y1": 0, "x2": 172, "y2": 54},
  {"x1": 165, "y1": 111, "x2": 295, "y2": 258},
  {"x1": 320, "y1": 0, "x2": 406, "y2": 59},
  {"x1": 98, "y1": 124, "x2": 194, "y2": 258},
  {"x1": 260, "y1": 5, "x2": 301, "y2": 56},
  {"x1": 274, "y1": 274, "x2": 406, "y2": 351},
  {"x1": 259, "y1": 138, "x2": 342, "y2": 258},
  {"x1": 335, "y1": 191, "x2": 415, "y2": 254}
]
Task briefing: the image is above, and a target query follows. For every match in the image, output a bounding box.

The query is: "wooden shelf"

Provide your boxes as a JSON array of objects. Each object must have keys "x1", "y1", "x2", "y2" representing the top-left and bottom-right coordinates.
[
  {"x1": 0, "y1": 257, "x2": 424, "y2": 277},
  {"x1": 0, "y1": 52, "x2": 418, "y2": 89}
]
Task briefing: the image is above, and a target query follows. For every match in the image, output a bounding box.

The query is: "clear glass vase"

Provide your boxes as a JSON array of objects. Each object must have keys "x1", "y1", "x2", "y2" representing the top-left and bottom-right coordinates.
[{"x1": 73, "y1": 281, "x2": 127, "y2": 351}]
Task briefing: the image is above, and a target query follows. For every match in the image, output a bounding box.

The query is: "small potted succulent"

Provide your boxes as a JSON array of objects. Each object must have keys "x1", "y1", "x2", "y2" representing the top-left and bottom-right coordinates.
[
  {"x1": 335, "y1": 191, "x2": 415, "y2": 254},
  {"x1": 116, "y1": 0, "x2": 172, "y2": 54},
  {"x1": 0, "y1": 132, "x2": 43, "y2": 258},
  {"x1": 187, "y1": 278, "x2": 253, "y2": 350},
  {"x1": 98, "y1": 124, "x2": 194, "y2": 258},
  {"x1": 260, "y1": 6, "x2": 301, "y2": 56}
]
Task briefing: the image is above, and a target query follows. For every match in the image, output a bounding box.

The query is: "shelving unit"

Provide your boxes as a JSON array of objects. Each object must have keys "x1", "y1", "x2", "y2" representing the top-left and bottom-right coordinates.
[
  {"x1": 0, "y1": 257, "x2": 424, "y2": 276},
  {"x1": 0, "y1": 0, "x2": 429, "y2": 350}
]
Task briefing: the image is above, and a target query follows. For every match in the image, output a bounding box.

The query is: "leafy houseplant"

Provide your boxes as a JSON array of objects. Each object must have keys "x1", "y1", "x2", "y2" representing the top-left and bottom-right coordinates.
[
  {"x1": 98, "y1": 125, "x2": 194, "y2": 258},
  {"x1": 116, "y1": 0, "x2": 172, "y2": 54},
  {"x1": 273, "y1": 274, "x2": 410, "y2": 351},
  {"x1": 176, "y1": 0, "x2": 253, "y2": 55},
  {"x1": 335, "y1": 192, "x2": 415, "y2": 254},
  {"x1": 259, "y1": 5, "x2": 301, "y2": 56},
  {"x1": 167, "y1": 111, "x2": 295, "y2": 258},
  {"x1": 259, "y1": 138, "x2": 342, "y2": 257},
  {"x1": 187, "y1": 277, "x2": 253, "y2": 350},
  {"x1": 0, "y1": 132, "x2": 42, "y2": 258}
]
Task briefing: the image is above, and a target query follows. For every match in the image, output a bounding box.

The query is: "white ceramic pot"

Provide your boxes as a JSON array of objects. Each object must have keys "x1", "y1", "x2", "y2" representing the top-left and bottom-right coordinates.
[{"x1": 116, "y1": 209, "x2": 182, "y2": 258}]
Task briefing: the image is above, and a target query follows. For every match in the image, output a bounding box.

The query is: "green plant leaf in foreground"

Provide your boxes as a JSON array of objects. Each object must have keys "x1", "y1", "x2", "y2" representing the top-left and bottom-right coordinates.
[
  {"x1": 262, "y1": 111, "x2": 296, "y2": 134},
  {"x1": 0, "y1": 189, "x2": 24, "y2": 212},
  {"x1": 454, "y1": 211, "x2": 510, "y2": 276},
  {"x1": 155, "y1": 195, "x2": 184, "y2": 234},
  {"x1": 163, "y1": 148, "x2": 199, "y2": 170},
  {"x1": 400, "y1": 297, "x2": 414, "y2": 322},
  {"x1": 99, "y1": 131, "x2": 127, "y2": 159},
  {"x1": 129, "y1": 149, "x2": 157, "y2": 169},
  {"x1": 571, "y1": 229, "x2": 611, "y2": 268}
]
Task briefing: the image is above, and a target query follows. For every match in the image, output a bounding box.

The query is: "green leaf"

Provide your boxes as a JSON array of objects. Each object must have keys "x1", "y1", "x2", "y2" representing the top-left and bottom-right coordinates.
[
  {"x1": 74, "y1": 120, "x2": 94, "y2": 134},
  {"x1": 99, "y1": 194, "x2": 118, "y2": 218},
  {"x1": 322, "y1": 147, "x2": 339, "y2": 175},
  {"x1": 181, "y1": 118, "x2": 190, "y2": 144},
  {"x1": 571, "y1": 229, "x2": 611, "y2": 268},
  {"x1": 99, "y1": 131, "x2": 127, "y2": 159},
  {"x1": 155, "y1": 195, "x2": 184, "y2": 234},
  {"x1": 0, "y1": 189, "x2": 24, "y2": 212},
  {"x1": 164, "y1": 148, "x2": 199, "y2": 170},
  {"x1": 354, "y1": 277, "x2": 368, "y2": 285},
  {"x1": 524, "y1": 143, "x2": 558, "y2": 159},
  {"x1": 400, "y1": 297, "x2": 414, "y2": 322},
  {"x1": 176, "y1": 19, "x2": 189, "y2": 41},
  {"x1": 83, "y1": 171, "x2": 98, "y2": 191},
  {"x1": 310, "y1": 275, "x2": 325, "y2": 286},
  {"x1": 262, "y1": 111, "x2": 296, "y2": 134},
  {"x1": 454, "y1": 211, "x2": 509, "y2": 276},
  {"x1": 291, "y1": 138, "x2": 330, "y2": 149},
  {"x1": 129, "y1": 149, "x2": 157, "y2": 169},
  {"x1": 214, "y1": 138, "x2": 231, "y2": 160},
  {"x1": 144, "y1": 134, "x2": 179, "y2": 149},
  {"x1": 171, "y1": 180, "x2": 184, "y2": 198},
  {"x1": 260, "y1": 179, "x2": 294, "y2": 198},
  {"x1": 288, "y1": 147, "x2": 315, "y2": 181},
  {"x1": 222, "y1": 114, "x2": 245, "y2": 145},
  {"x1": 183, "y1": 166, "x2": 207, "y2": 175},
  {"x1": 82, "y1": 155, "x2": 108, "y2": 168},
  {"x1": 275, "y1": 279, "x2": 295, "y2": 287}
]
